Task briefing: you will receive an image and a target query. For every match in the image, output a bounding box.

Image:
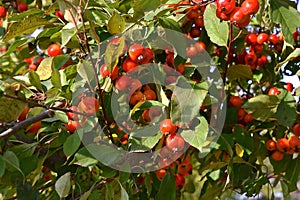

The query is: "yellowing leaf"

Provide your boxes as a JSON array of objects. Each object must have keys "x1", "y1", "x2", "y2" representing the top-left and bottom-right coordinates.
[
  {"x1": 36, "y1": 58, "x2": 53, "y2": 80},
  {"x1": 235, "y1": 144, "x2": 244, "y2": 157},
  {"x1": 108, "y1": 12, "x2": 125, "y2": 35}
]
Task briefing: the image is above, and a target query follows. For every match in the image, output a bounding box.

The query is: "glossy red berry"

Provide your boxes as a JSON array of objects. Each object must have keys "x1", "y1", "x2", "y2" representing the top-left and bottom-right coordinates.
[
  {"x1": 276, "y1": 138, "x2": 289, "y2": 152},
  {"x1": 269, "y1": 34, "x2": 279, "y2": 45},
  {"x1": 268, "y1": 87, "x2": 280, "y2": 95},
  {"x1": 65, "y1": 119, "x2": 80, "y2": 133},
  {"x1": 115, "y1": 75, "x2": 131, "y2": 91},
  {"x1": 55, "y1": 10, "x2": 65, "y2": 21},
  {"x1": 271, "y1": 150, "x2": 284, "y2": 161},
  {"x1": 216, "y1": 9, "x2": 230, "y2": 21},
  {"x1": 244, "y1": 51, "x2": 257, "y2": 66},
  {"x1": 230, "y1": 7, "x2": 251, "y2": 28},
  {"x1": 293, "y1": 124, "x2": 300, "y2": 137},
  {"x1": 216, "y1": 0, "x2": 236, "y2": 15},
  {"x1": 241, "y1": 0, "x2": 259, "y2": 15},
  {"x1": 67, "y1": 106, "x2": 79, "y2": 120},
  {"x1": 229, "y1": 96, "x2": 242, "y2": 108},
  {"x1": 165, "y1": 134, "x2": 185, "y2": 153},
  {"x1": 47, "y1": 44, "x2": 63, "y2": 57},
  {"x1": 0, "y1": 6, "x2": 7, "y2": 18},
  {"x1": 284, "y1": 82, "x2": 293, "y2": 92},
  {"x1": 266, "y1": 139, "x2": 276, "y2": 151},
  {"x1": 257, "y1": 55, "x2": 268, "y2": 67},
  {"x1": 122, "y1": 58, "x2": 138, "y2": 72},
  {"x1": 160, "y1": 119, "x2": 177, "y2": 135},
  {"x1": 128, "y1": 44, "x2": 145, "y2": 62},
  {"x1": 28, "y1": 64, "x2": 37, "y2": 71},
  {"x1": 17, "y1": 2, "x2": 28, "y2": 13},
  {"x1": 257, "y1": 33, "x2": 269, "y2": 44},
  {"x1": 245, "y1": 33, "x2": 257, "y2": 45}
]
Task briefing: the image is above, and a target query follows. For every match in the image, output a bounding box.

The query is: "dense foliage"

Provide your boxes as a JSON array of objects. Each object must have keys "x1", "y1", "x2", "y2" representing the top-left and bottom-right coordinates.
[{"x1": 0, "y1": 0, "x2": 300, "y2": 199}]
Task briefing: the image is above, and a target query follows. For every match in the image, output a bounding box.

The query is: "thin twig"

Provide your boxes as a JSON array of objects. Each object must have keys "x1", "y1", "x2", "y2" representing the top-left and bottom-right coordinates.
[{"x1": 0, "y1": 110, "x2": 54, "y2": 138}]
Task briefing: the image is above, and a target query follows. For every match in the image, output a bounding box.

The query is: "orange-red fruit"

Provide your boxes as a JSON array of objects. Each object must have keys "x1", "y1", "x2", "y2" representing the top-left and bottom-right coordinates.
[
  {"x1": 129, "y1": 91, "x2": 144, "y2": 106},
  {"x1": 276, "y1": 138, "x2": 289, "y2": 152},
  {"x1": 244, "y1": 51, "x2": 257, "y2": 66},
  {"x1": 288, "y1": 135, "x2": 300, "y2": 149},
  {"x1": 78, "y1": 97, "x2": 99, "y2": 114},
  {"x1": 122, "y1": 58, "x2": 138, "y2": 72},
  {"x1": 178, "y1": 163, "x2": 193, "y2": 176},
  {"x1": 67, "y1": 106, "x2": 79, "y2": 120},
  {"x1": 268, "y1": 87, "x2": 280, "y2": 95},
  {"x1": 229, "y1": 96, "x2": 242, "y2": 108},
  {"x1": 230, "y1": 7, "x2": 251, "y2": 28},
  {"x1": 28, "y1": 121, "x2": 42, "y2": 134},
  {"x1": 293, "y1": 124, "x2": 300, "y2": 137},
  {"x1": 244, "y1": 113, "x2": 253, "y2": 123},
  {"x1": 271, "y1": 150, "x2": 284, "y2": 161},
  {"x1": 47, "y1": 44, "x2": 63, "y2": 57},
  {"x1": 174, "y1": 174, "x2": 186, "y2": 190},
  {"x1": 257, "y1": 55, "x2": 268, "y2": 67},
  {"x1": 160, "y1": 119, "x2": 177, "y2": 135},
  {"x1": 241, "y1": 0, "x2": 260, "y2": 15},
  {"x1": 18, "y1": 106, "x2": 30, "y2": 121},
  {"x1": 216, "y1": 9, "x2": 230, "y2": 21},
  {"x1": 266, "y1": 139, "x2": 276, "y2": 151},
  {"x1": 65, "y1": 119, "x2": 80, "y2": 133},
  {"x1": 216, "y1": 0, "x2": 236, "y2": 15},
  {"x1": 237, "y1": 108, "x2": 246, "y2": 121},
  {"x1": 284, "y1": 82, "x2": 293, "y2": 92},
  {"x1": 115, "y1": 75, "x2": 131, "y2": 91},
  {"x1": 0, "y1": 6, "x2": 7, "y2": 18},
  {"x1": 165, "y1": 134, "x2": 185, "y2": 153},
  {"x1": 100, "y1": 64, "x2": 110, "y2": 78},
  {"x1": 186, "y1": 46, "x2": 198, "y2": 58},
  {"x1": 269, "y1": 34, "x2": 279, "y2": 45},
  {"x1": 194, "y1": 41, "x2": 206, "y2": 53},
  {"x1": 143, "y1": 89, "x2": 157, "y2": 100},
  {"x1": 155, "y1": 169, "x2": 167, "y2": 181},
  {"x1": 256, "y1": 33, "x2": 269, "y2": 44},
  {"x1": 245, "y1": 33, "x2": 257, "y2": 45},
  {"x1": 129, "y1": 79, "x2": 142, "y2": 92},
  {"x1": 128, "y1": 44, "x2": 145, "y2": 62},
  {"x1": 17, "y1": 2, "x2": 28, "y2": 13},
  {"x1": 28, "y1": 64, "x2": 37, "y2": 71},
  {"x1": 55, "y1": 10, "x2": 65, "y2": 21}
]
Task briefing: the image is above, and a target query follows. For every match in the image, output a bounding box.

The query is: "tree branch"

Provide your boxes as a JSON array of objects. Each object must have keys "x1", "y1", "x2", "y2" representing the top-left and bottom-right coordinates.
[{"x1": 0, "y1": 110, "x2": 54, "y2": 138}]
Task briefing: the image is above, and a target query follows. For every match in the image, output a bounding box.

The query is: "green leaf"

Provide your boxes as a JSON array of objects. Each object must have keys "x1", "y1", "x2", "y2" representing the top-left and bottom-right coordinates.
[
  {"x1": 51, "y1": 66, "x2": 62, "y2": 89},
  {"x1": 107, "y1": 12, "x2": 125, "y2": 35},
  {"x1": 54, "y1": 110, "x2": 68, "y2": 123},
  {"x1": 11, "y1": 143, "x2": 37, "y2": 159},
  {"x1": 77, "y1": 60, "x2": 96, "y2": 85},
  {"x1": 63, "y1": 131, "x2": 82, "y2": 157},
  {"x1": 270, "y1": 0, "x2": 300, "y2": 45},
  {"x1": 61, "y1": 24, "x2": 77, "y2": 47},
  {"x1": 171, "y1": 80, "x2": 208, "y2": 126},
  {"x1": 204, "y1": 4, "x2": 229, "y2": 47},
  {"x1": 79, "y1": 190, "x2": 92, "y2": 200},
  {"x1": 104, "y1": 36, "x2": 125, "y2": 73},
  {"x1": 55, "y1": 172, "x2": 71, "y2": 198},
  {"x1": 158, "y1": 17, "x2": 181, "y2": 32},
  {"x1": 242, "y1": 95, "x2": 280, "y2": 121},
  {"x1": 155, "y1": 171, "x2": 176, "y2": 200},
  {"x1": 275, "y1": 90, "x2": 297, "y2": 127},
  {"x1": 3, "y1": 151, "x2": 20, "y2": 172},
  {"x1": 17, "y1": 182, "x2": 41, "y2": 200},
  {"x1": 181, "y1": 116, "x2": 209, "y2": 151},
  {"x1": 28, "y1": 70, "x2": 43, "y2": 91},
  {"x1": 3, "y1": 16, "x2": 53, "y2": 42},
  {"x1": 227, "y1": 65, "x2": 253, "y2": 81},
  {"x1": 132, "y1": 0, "x2": 164, "y2": 13},
  {"x1": 118, "y1": 181, "x2": 129, "y2": 200},
  {"x1": 0, "y1": 96, "x2": 26, "y2": 122},
  {"x1": 0, "y1": 156, "x2": 5, "y2": 177},
  {"x1": 284, "y1": 154, "x2": 300, "y2": 191},
  {"x1": 0, "y1": 38, "x2": 34, "y2": 57},
  {"x1": 275, "y1": 48, "x2": 300, "y2": 71},
  {"x1": 74, "y1": 148, "x2": 98, "y2": 167}
]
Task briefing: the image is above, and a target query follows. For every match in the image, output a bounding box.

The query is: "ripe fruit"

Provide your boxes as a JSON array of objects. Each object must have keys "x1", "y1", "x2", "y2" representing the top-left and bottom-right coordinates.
[
  {"x1": 216, "y1": 0, "x2": 236, "y2": 15},
  {"x1": 230, "y1": 7, "x2": 251, "y2": 28},
  {"x1": 122, "y1": 58, "x2": 138, "y2": 72},
  {"x1": 216, "y1": 9, "x2": 230, "y2": 21},
  {"x1": 178, "y1": 163, "x2": 192, "y2": 176},
  {"x1": 0, "y1": 6, "x2": 7, "y2": 18},
  {"x1": 28, "y1": 64, "x2": 37, "y2": 71},
  {"x1": 229, "y1": 96, "x2": 242, "y2": 108},
  {"x1": 256, "y1": 33, "x2": 269, "y2": 44},
  {"x1": 100, "y1": 64, "x2": 110, "y2": 78},
  {"x1": 276, "y1": 138, "x2": 289, "y2": 152},
  {"x1": 165, "y1": 134, "x2": 185, "y2": 153},
  {"x1": 244, "y1": 51, "x2": 257, "y2": 66},
  {"x1": 244, "y1": 113, "x2": 253, "y2": 123},
  {"x1": 155, "y1": 169, "x2": 167, "y2": 181},
  {"x1": 67, "y1": 106, "x2": 79, "y2": 120},
  {"x1": 237, "y1": 108, "x2": 246, "y2": 121},
  {"x1": 78, "y1": 97, "x2": 99, "y2": 114},
  {"x1": 194, "y1": 41, "x2": 206, "y2": 53},
  {"x1": 65, "y1": 119, "x2": 80, "y2": 133},
  {"x1": 55, "y1": 10, "x2": 65, "y2": 21},
  {"x1": 288, "y1": 135, "x2": 300, "y2": 149},
  {"x1": 141, "y1": 48, "x2": 154, "y2": 64},
  {"x1": 271, "y1": 150, "x2": 284, "y2": 161},
  {"x1": 266, "y1": 139, "x2": 276, "y2": 151},
  {"x1": 17, "y1": 2, "x2": 28, "y2": 13},
  {"x1": 245, "y1": 33, "x2": 257, "y2": 45},
  {"x1": 129, "y1": 91, "x2": 144, "y2": 106},
  {"x1": 190, "y1": 27, "x2": 201, "y2": 38},
  {"x1": 257, "y1": 55, "x2": 268, "y2": 67},
  {"x1": 241, "y1": 0, "x2": 260, "y2": 15},
  {"x1": 115, "y1": 75, "x2": 131, "y2": 91},
  {"x1": 160, "y1": 119, "x2": 177, "y2": 135},
  {"x1": 47, "y1": 44, "x2": 63, "y2": 57},
  {"x1": 269, "y1": 34, "x2": 279, "y2": 45},
  {"x1": 174, "y1": 174, "x2": 186, "y2": 190},
  {"x1": 186, "y1": 9, "x2": 199, "y2": 20},
  {"x1": 268, "y1": 87, "x2": 280, "y2": 95},
  {"x1": 18, "y1": 106, "x2": 30, "y2": 121},
  {"x1": 186, "y1": 45, "x2": 198, "y2": 58},
  {"x1": 284, "y1": 82, "x2": 293, "y2": 92},
  {"x1": 128, "y1": 44, "x2": 145, "y2": 62},
  {"x1": 143, "y1": 89, "x2": 157, "y2": 100},
  {"x1": 129, "y1": 79, "x2": 142, "y2": 92},
  {"x1": 28, "y1": 121, "x2": 42, "y2": 134},
  {"x1": 292, "y1": 124, "x2": 300, "y2": 137}
]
